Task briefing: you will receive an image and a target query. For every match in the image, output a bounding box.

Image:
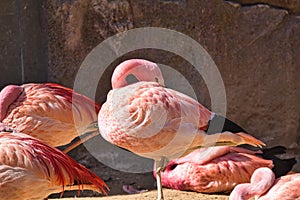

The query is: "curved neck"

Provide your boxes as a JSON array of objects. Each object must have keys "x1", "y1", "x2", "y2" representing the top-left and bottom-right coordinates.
[{"x1": 230, "y1": 168, "x2": 275, "y2": 200}]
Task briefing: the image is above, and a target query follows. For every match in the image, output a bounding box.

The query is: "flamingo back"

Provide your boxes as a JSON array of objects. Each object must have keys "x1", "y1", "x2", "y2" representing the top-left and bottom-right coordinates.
[
  {"x1": 1, "y1": 83, "x2": 100, "y2": 146},
  {"x1": 159, "y1": 152, "x2": 273, "y2": 193},
  {"x1": 258, "y1": 173, "x2": 300, "y2": 200}
]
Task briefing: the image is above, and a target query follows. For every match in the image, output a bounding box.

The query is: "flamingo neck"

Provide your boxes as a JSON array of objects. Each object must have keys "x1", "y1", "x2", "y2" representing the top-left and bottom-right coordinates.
[
  {"x1": 230, "y1": 167, "x2": 275, "y2": 200},
  {"x1": 111, "y1": 59, "x2": 164, "y2": 89}
]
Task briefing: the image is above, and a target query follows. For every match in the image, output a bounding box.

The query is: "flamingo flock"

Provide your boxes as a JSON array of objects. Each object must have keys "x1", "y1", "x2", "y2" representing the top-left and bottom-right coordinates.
[
  {"x1": 0, "y1": 84, "x2": 109, "y2": 198},
  {"x1": 0, "y1": 58, "x2": 298, "y2": 199}
]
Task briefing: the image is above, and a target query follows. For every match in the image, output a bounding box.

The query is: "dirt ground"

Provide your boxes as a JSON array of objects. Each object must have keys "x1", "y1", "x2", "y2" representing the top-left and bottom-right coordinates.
[
  {"x1": 50, "y1": 189, "x2": 229, "y2": 200},
  {"x1": 47, "y1": 137, "x2": 297, "y2": 200},
  {"x1": 48, "y1": 143, "x2": 231, "y2": 200}
]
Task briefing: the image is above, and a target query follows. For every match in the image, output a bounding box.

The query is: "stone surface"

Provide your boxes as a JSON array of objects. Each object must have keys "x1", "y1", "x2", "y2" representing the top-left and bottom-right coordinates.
[
  {"x1": 0, "y1": 1, "x2": 22, "y2": 87},
  {"x1": 231, "y1": 0, "x2": 300, "y2": 13},
  {"x1": 47, "y1": 0, "x2": 300, "y2": 170},
  {"x1": 0, "y1": 0, "x2": 48, "y2": 89}
]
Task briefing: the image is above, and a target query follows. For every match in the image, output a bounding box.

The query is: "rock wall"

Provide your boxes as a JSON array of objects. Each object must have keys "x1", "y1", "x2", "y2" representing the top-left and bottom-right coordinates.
[
  {"x1": 47, "y1": 0, "x2": 300, "y2": 170},
  {"x1": 0, "y1": 0, "x2": 48, "y2": 89}
]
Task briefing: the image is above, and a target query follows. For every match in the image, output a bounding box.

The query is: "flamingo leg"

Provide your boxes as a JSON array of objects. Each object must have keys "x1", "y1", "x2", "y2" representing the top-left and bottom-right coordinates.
[
  {"x1": 63, "y1": 131, "x2": 99, "y2": 153},
  {"x1": 156, "y1": 167, "x2": 163, "y2": 200},
  {"x1": 155, "y1": 157, "x2": 169, "y2": 200}
]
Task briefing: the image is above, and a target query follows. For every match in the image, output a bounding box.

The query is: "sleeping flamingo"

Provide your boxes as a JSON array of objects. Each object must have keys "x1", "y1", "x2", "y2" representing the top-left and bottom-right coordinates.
[
  {"x1": 0, "y1": 83, "x2": 100, "y2": 152},
  {"x1": 157, "y1": 146, "x2": 296, "y2": 193},
  {"x1": 98, "y1": 59, "x2": 265, "y2": 199},
  {"x1": 229, "y1": 167, "x2": 300, "y2": 200},
  {"x1": 0, "y1": 131, "x2": 109, "y2": 199}
]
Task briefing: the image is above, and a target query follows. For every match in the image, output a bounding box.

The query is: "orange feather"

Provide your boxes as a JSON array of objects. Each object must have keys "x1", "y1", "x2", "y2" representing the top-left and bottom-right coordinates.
[{"x1": 0, "y1": 132, "x2": 109, "y2": 199}]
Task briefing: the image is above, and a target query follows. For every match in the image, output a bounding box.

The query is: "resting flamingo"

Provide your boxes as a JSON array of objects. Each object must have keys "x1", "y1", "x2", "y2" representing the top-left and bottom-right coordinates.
[
  {"x1": 157, "y1": 146, "x2": 296, "y2": 193},
  {"x1": 98, "y1": 59, "x2": 265, "y2": 200},
  {"x1": 0, "y1": 131, "x2": 109, "y2": 200},
  {"x1": 230, "y1": 167, "x2": 300, "y2": 200},
  {"x1": 0, "y1": 83, "x2": 100, "y2": 152}
]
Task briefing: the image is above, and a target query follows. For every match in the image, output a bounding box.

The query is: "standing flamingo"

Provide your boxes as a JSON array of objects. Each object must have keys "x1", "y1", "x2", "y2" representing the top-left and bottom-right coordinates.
[
  {"x1": 0, "y1": 83, "x2": 100, "y2": 152},
  {"x1": 229, "y1": 167, "x2": 300, "y2": 200},
  {"x1": 0, "y1": 131, "x2": 109, "y2": 199},
  {"x1": 156, "y1": 146, "x2": 296, "y2": 193},
  {"x1": 98, "y1": 59, "x2": 265, "y2": 200}
]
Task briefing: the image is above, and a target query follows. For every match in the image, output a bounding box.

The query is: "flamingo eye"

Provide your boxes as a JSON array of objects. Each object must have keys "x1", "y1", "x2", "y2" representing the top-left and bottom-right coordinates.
[
  {"x1": 168, "y1": 163, "x2": 178, "y2": 171},
  {"x1": 125, "y1": 74, "x2": 139, "y2": 85},
  {"x1": 155, "y1": 77, "x2": 159, "y2": 83}
]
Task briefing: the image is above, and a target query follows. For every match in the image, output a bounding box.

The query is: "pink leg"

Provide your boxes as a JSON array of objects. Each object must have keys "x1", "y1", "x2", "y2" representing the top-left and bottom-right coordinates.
[{"x1": 63, "y1": 131, "x2": 98, "y2": 153}]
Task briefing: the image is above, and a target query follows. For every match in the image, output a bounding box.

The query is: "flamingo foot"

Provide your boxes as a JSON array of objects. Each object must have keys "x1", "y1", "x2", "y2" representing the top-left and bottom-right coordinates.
[{"x1": 122, "y1": 185, "x2": 148, "y2": 194}]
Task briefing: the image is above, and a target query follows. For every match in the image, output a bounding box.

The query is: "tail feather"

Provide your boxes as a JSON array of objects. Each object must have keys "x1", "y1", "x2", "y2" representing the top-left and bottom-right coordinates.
[
  {"x1": 260, "y1": 146, "x2": 287, "y2": 158},
  {"x1": 207, "y1": 114, "x2": 248, "y2": 134},
  {"x1": 3, "y1": 133, "x2": 109, "y2": 195},
  {"x1": 255, "y1": 146, "x2": 297, "y2": 178},
  {"x1": 235, "y1": 132, "x2": 265, "y2": 147},
  {"x1": 213, "y1": 132, "x2": 265, "y2": 148},
  {"x1": 271, "y1": 157, "x2": 297, "y2": 178},
  {"x1": 30, "y1": 138, "x2": 109, "y2": 195}
]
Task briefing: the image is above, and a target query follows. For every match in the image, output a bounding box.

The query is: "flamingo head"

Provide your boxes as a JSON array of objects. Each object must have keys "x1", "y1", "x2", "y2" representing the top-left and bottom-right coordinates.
[
  {"x1": 154, "y1": 160, "x2": 187, "y2": 191},
  {"x1": 0, "y1": 85, "x2": 23, "y2": 121},
  {"x1": 111, "y1": 59, "x2": 165, "y2": 89}
]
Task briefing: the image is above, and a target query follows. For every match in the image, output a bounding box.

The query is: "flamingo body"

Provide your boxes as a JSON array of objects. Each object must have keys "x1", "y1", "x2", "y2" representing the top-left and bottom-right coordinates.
[
  {"x1": 259, "y1": 173, "x2": 300, "y2": 200},
  {"x1": 99, "y1": 60, "x2": 264, "y2": 161},
  {"x1": 158, "y1": 147, "x2": 275, "y2": 193},
  {"x1": 98, "y1": 59, "x2": 265, "y2": 200},
  {"x1": 100, "y1": 81, "x2": 212, "y2": 159},
  {"x1": 0, "y1": 132, "x2": 108, "y2": 199},
  {"x1": 230, "y1": 167, "x2": 300, "y2": 200},
  {"x1": 0, "y1": 83, "x2": 100, "y2": 147}
]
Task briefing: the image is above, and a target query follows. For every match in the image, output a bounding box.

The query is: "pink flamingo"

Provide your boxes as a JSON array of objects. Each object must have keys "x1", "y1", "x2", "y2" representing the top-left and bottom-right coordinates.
[
  {"x1": 0, "y1": 83, "x2": 100, "y2": 152},
  {"x1": 98, "y1": 59, "x2": 265, "y2": 199},
  {"x1": 157, "y1": 146, "x2": 296, "y2": 193},
  {"x1": 229, "y1": 167, "x2": 300, "y2": 200},
  {"x1": 0, "y1": 131, "x2": 109, "y2": 199}
]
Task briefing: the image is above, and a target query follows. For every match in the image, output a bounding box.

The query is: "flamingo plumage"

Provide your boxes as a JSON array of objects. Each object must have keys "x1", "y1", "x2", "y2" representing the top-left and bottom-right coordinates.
[
  {"x1": 229, "y1": 167, "x2": 300, "y2": 200},
  {"x1": 0, "y1": 83, "x2": 100, "y2": 152},
  {"x1": 0, "y1": 131, "x2": 109, "y2": 200},
  {"x1": 157, "y1": 146, "x2": 296, "y2": 193},
  {"x1": 98, "y1": 59, "x2": 265, "y2": 200}
]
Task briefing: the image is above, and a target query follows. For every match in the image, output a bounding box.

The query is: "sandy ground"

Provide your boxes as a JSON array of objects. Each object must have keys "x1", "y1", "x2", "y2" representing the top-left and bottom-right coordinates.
[
  {"x1": 48, "y1": 139, "x2": 294, "y2": 200},
  {"x1": 47, "y1": 143, "x2": 232, "y2": 200},
  {"x1": 50, "y1": 189, "x2": 229, "y2": 200}
]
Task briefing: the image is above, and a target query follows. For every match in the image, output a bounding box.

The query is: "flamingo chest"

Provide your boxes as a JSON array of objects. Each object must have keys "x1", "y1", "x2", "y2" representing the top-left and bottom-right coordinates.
[{"x1": 99, "y1": 83, "x2": 181, "y2": 155}]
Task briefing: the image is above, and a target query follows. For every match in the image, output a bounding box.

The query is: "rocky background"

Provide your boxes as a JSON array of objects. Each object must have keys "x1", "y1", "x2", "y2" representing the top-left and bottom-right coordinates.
[
  {"x1": 47, "y1": 0, "x2": 300, "y2": 166},
  {"x1": 1, "y1": 0, "x2": 300, "y2": 197}
]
